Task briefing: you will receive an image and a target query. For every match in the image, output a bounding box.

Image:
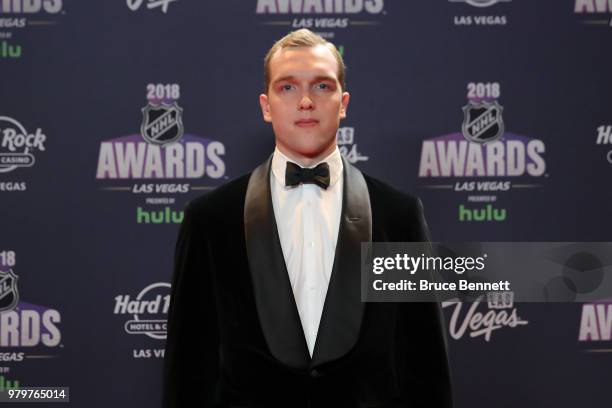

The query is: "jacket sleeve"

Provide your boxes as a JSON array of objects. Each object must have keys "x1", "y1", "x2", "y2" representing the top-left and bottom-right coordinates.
[
  {"x1": 398, "y1": 197, "x2": 454, "y2": 407},
  {"x1": 163, "y1": 204, "x2": 220, "y2": 407}
]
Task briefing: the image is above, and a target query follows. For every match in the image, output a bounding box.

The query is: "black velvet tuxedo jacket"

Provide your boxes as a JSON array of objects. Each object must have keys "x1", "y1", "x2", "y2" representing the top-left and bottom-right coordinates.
[{"x1": 163, "y1": 156, "x2": 453, "y2": 408}]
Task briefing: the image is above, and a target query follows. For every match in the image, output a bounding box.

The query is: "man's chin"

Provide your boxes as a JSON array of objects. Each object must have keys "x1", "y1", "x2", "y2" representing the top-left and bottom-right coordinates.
[{"x1": 279, "y1": 143, "x2": 333, "y2": 162}]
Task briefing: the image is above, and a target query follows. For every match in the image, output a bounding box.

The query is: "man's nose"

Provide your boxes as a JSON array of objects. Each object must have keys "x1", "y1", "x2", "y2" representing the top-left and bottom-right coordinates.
[{"x1": 298, "y1": 94, "x2": 314, "y2": 111}]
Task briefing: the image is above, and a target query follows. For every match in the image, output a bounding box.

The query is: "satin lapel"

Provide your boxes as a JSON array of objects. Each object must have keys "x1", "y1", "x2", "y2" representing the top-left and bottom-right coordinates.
[
  {"x1": 244, "y1": 156, "x2": 311, "y2": 369},
  {"x1": 310, "y1": 157, "x2": 372, "y2": 368}
]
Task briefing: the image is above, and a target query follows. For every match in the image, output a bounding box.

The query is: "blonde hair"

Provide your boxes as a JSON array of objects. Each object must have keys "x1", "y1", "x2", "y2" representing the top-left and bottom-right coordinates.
[{"x1": 263, "y1": 29, "x2": 346, "y2": 93}]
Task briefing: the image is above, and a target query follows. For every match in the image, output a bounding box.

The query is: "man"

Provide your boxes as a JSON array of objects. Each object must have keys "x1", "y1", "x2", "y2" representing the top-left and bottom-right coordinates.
[{"x1": 163, "y1": 29, "x2": 452, "y2": 408}]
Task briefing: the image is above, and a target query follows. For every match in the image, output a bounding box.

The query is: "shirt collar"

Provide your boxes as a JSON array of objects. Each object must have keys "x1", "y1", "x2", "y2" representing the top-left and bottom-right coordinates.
[{"x1": 271, "y1": 146, "x2": 343, "y2": 189}]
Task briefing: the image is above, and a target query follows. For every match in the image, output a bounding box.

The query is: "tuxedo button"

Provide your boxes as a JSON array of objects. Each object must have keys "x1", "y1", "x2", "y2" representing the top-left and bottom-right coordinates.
[{"x1": 310, "y1": 369, "x2": 321, "y2": 378}]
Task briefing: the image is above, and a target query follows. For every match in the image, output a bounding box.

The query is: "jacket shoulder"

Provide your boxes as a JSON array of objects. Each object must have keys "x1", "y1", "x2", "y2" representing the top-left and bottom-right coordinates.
[
  {"x1": 361, "y1": 172, "x2": 430, "y2": 241},
  {"x1": 185, "y1": 173, "x2": 252, "y2": 222},
  {"x1": 362, "y1": 172, "x2": 421, "y2": 213}
]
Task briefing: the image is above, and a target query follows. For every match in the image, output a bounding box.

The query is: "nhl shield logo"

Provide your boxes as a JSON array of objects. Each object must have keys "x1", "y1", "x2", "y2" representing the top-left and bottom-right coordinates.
[
  {"x1": 461, "y1": 101, "x2": 504, "y2": 144},
  {"x1": 0, "y1": 269, "x2": 19, "y2": 313},
  {"x1": 140, "y1": 102, "x2": 184, "y2": 145}
]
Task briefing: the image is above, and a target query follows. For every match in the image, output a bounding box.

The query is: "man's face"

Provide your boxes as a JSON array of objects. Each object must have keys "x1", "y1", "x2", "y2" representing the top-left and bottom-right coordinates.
[{"x1": 259, "y1": 44, "x2": 350, "y2": 164}]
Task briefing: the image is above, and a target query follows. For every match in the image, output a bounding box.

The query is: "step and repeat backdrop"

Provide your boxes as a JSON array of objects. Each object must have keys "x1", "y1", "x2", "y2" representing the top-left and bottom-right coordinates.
[{"x1": 1, "y1": 0, "x2": 611, "y2": 406}]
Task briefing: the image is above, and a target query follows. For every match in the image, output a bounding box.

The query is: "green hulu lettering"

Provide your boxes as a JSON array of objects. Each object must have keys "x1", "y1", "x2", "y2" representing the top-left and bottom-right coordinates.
[
  {"x1": 136, "y1": 207, "x2": 184, "y2": 224},
  {"x1": 0, "y1": 41, "x2": 21, "y2": 58},
  {"x1": 172, "y1": 210, "x2": 184, "y2": 224},
  {"x1": 458, "y1": 204, "x2": 472, "y2": 222},
  {"x1": 151, "y1": 210, "x2": 165, "y2": 224},
  {"x1": 473, "y1": 208, "x2": 487, "y2": 221},
  {"x1": 459, "y1": 204, "x2": 506, "y2": 222},
  {"x1": 493, "y1": 207, "x2": 506, "y2": 221},
  {"x1": 0, "y1": 375, "x2": 20, "y2": 391},
  {"x1": 11, "y1": 45, "x2": 21, "y2": 58},
  {"x1": 137, "y1": 207, "x2": 150, "y2": 224}
]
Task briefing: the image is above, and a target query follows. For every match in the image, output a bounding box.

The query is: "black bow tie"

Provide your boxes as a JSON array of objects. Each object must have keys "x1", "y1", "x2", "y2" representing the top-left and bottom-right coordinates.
[{"x1": 285, "y1": 161, "x2": 330, "y2": 189}]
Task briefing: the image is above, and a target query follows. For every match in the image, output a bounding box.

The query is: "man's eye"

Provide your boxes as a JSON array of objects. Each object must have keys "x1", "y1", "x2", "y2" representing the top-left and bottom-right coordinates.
[
  {"x1": 280, "y1": 84, "x2": 294, "y2": 91},
  {"x1": 315, "y1": 83, "x2": 330, "y2": 90}
]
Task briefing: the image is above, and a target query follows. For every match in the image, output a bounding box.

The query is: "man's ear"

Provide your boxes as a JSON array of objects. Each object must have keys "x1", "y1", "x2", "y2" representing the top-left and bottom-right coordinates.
[
  {"x1": 259, "y1": 94, "x2": 272, "y2": 123},
  {"x1": 339, "y1": 91, "x2": 350, "y2": 120}
]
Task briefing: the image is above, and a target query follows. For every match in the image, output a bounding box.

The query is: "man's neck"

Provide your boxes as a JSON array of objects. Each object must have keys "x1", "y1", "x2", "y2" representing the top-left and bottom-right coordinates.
[{"x1": 275, "y1": 143, "x2": 337, "y2": 168}]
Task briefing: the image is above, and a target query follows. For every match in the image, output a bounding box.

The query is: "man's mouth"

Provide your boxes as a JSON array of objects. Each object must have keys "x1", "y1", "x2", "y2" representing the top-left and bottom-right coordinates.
[{"x1": 295, "y1": 119, "x2": 319, "y2": 127}]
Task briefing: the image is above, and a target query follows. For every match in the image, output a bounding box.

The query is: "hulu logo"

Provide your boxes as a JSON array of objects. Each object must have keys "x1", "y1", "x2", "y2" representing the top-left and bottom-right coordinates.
[
  {"x1": 459, "y1": 204, "x2": 506, "y2": 222},
  {"x1": 0, "y1": 375, "x2": 20, "y2": 391},
  {"x1": 0, "y1": 41, "x2": 22, "y2": 58},
  {"x1": 136, "y1": 207, "x2": 184, "y2": 224}
]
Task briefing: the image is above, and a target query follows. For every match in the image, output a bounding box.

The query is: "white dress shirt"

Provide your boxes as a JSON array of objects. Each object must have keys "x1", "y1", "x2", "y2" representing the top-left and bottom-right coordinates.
[{"x1": 270, "y1": 147, "x2": 343, "y2": 356}]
